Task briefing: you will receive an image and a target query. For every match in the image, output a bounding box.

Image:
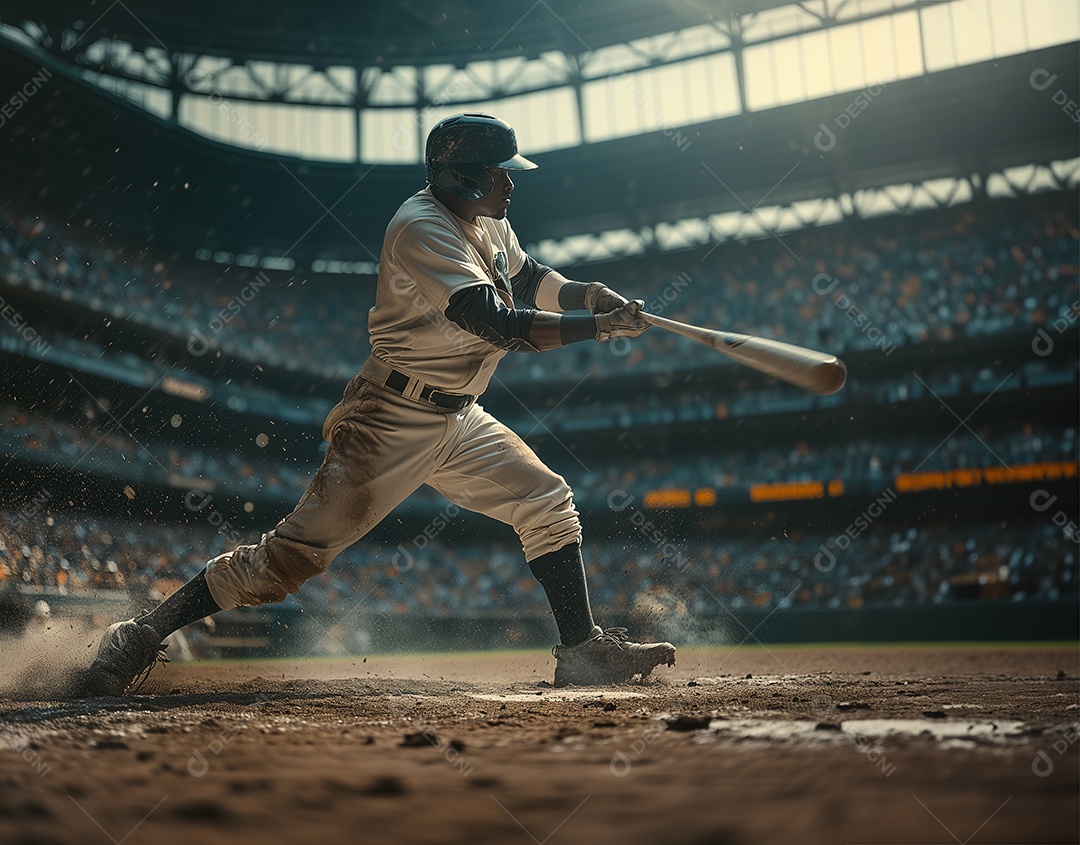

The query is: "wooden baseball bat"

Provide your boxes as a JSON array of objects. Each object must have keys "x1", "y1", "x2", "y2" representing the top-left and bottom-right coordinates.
[{"x1": 639, "y1": 311, "x2": 847, "y2": 396}]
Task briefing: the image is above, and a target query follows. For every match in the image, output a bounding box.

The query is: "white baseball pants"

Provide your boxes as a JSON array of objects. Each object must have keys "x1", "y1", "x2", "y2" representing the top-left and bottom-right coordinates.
[{"x1": 205, "y1": 368, "x2": 582, "y2": 609}]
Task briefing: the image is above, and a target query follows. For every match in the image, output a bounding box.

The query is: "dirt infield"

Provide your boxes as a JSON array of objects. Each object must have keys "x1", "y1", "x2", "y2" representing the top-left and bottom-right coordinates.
[{"x1": 1, "y1": 644, "x2": 1077, "y2": 845}]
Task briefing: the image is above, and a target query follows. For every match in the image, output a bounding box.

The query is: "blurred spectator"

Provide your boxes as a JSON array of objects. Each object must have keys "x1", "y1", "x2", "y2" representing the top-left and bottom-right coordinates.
[
  {"x1": 2, "y1": 191, "x2": 1076, "y2": 384},
  {"x1": 0, "y1": 505, "x2": 1073, "y2": 618},
  {"x1": 2, "y1": 401, "x2": 1073, "y2": 506}
]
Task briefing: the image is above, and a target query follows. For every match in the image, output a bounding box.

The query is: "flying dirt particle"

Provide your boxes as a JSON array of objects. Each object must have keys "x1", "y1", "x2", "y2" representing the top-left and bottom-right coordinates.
[
  {"x1": 228, "y1": 779, "x2": 273, "y2": 794},
  {"x1": 665, "y1": 714, "x2": 713, "y2": 732},
  {"x1": 364, "y1": 776, "x2": 407, "y2": 796},
  {"x1": 172, "y1": 800, "x2": 229, "y2": 821},
  {"x1": 21, "y1": 801, "x2": 53, "y2": 819},
  {"x1": 92, "y1": 739, "x2": 128, "y2": 750},
  {"x1": 123, "y1": 485, "x2": 136, "y2": 499}
]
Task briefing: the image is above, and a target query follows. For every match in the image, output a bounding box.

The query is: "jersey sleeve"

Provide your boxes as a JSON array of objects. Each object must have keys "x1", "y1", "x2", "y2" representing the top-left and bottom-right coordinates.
[{"x1": 389, "y1": 216, "x2": 492, "y2": 312}]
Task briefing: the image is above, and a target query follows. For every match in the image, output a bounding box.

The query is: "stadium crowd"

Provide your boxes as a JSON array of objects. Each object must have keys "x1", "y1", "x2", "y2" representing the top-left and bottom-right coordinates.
[
  {"x1": 3, "y1": 400, "x2": 1073, "y2": 506},
  {"x1": 2, "y1": 191, "x2": 1076, "y2": 385},
  {"x1": 2, "y1": 505, "x2": 1074, "y2": 623},
  {"x1": 1, "y1": 189, "x2": 1075, "y2": 640}
]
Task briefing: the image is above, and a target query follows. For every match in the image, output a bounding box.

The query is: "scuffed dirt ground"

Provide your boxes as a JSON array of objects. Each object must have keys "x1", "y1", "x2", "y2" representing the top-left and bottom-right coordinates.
[{"x1": 1, "y1": 645, "x2": 1077, "y2": 845}]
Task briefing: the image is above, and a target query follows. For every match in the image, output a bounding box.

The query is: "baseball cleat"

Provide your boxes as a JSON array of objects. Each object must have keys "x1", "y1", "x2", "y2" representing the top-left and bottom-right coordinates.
[
  {"x1": 552, "y1": 626, "x2": 676, "y2": 686},
  {"x1": 78, "y1": 620, "x2": 168, "y2": 697}
]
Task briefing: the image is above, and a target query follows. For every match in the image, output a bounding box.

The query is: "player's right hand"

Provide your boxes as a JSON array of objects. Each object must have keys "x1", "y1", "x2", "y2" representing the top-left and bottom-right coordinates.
[{"x1": 595, "y1": 300, "x2": 650, "y2": 342}]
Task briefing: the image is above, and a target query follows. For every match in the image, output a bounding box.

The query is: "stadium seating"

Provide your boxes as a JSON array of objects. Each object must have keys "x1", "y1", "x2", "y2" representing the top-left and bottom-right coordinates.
[
  {"x1": 2, "y1": 191, "x2": 1076, "y2": 385},
  {"x1": 2, "y1": 505, "x2": 1073, "y2": 619}
]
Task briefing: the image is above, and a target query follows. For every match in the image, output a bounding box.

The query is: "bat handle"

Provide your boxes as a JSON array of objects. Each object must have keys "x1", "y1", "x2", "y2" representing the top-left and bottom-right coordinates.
[{"x1": 637, "y1": 311, "x2": 678, "y2": 330}]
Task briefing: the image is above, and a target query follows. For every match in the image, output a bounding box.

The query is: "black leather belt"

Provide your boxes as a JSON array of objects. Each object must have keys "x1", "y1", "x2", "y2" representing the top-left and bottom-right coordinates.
[{"x1": 383, "y1": 369, "x2": 475, "y2": 411}]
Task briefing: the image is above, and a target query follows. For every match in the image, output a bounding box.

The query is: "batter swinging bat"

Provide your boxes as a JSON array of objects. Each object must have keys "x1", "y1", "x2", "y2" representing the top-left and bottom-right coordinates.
[{"x1": 639, "y1": 311, "x2": 847, "y2": 396}]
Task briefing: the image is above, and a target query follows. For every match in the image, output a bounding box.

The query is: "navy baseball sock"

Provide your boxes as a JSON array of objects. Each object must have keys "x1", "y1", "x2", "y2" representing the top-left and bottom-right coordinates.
[
  {"x1": 136, "y1": 569, "x2": 222, "y2": 639},
  {"x1": 528, "y1": 543, "x2": 597, "y2": 646}
]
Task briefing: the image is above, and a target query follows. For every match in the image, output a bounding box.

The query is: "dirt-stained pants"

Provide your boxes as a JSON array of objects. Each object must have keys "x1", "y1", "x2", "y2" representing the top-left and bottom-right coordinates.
[{"x1": 204, "y1": 371, "x2": 581, "y2": 610}]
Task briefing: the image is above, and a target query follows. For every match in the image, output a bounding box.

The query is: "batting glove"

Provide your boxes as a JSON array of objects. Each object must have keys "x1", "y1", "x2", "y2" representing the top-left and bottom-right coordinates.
[
  {"x1": 595, "y1": 300, "x2": 650, "y2": 342},
  {"x1": 584, "y1": 282, "x2": 630, "y2": 315}
]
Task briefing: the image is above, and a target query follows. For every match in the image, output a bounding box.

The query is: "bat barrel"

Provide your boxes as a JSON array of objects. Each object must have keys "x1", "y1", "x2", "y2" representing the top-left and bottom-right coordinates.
[{"x1": 639, "y1": 311, "x2": 847, "y2": 396}]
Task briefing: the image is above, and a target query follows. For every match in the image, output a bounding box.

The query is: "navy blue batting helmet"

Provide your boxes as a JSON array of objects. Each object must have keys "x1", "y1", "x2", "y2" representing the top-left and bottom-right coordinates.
[{"x1": 425, "y1": 113, "x2": 537, "y2": 201}]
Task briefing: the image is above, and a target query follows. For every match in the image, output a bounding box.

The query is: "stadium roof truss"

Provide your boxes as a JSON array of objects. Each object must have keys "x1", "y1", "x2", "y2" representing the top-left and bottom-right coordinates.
[
  {"x1": 4, "y1": 0, "x2": 1055, "y2": 163},
  {"x1": 527, "y1": 160, "x2": 1080, "y2": 266},
  {"x1": 1, "y1": 0, "x2": 1076, "y2": 264}
]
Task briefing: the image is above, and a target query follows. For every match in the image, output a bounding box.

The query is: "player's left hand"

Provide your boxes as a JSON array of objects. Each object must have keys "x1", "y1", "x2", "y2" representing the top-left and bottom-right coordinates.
[{"x1": 584, "y1": 282, "x2": 630, "y2": 315}]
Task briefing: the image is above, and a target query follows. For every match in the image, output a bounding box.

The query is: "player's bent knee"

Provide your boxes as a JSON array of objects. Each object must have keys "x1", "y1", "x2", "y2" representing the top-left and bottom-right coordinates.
[
  {"x1": 205, "y1": 545, "x2": 287, "y2": 610},
  {"x1": 205, "y1": 533, "x2": 336, "y2": 610},
  {"x1": 519, "y1": 491, "x2": 582, "y2": 562}
]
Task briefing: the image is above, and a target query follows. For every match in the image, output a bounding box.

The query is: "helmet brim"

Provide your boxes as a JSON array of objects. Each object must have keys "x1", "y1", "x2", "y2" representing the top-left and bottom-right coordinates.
[{"x1": 498, "y1": 152, "x2": 538, "y2": 171}]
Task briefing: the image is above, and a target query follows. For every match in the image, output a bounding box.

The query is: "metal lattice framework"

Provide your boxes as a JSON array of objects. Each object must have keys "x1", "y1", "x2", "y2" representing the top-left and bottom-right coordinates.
[
  {"x1": 1, "y1": 0, "x2": 952, "y2": 160},
  {"x1": 527, "y1": 160, "x2": 1080, "y2": 266}
]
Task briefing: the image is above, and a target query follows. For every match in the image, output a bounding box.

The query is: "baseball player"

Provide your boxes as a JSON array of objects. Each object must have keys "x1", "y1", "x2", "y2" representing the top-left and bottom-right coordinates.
[{"x1": 80, "y1": 113, "x2": 676, "y2": 696}]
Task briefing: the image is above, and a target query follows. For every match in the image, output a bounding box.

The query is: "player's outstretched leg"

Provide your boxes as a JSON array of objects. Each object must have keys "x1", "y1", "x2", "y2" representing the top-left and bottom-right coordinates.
[
  {"x1": 529, "y1": 543, "x2": 676, "y2": 685},
  {"x1": 78, "y1": 569, "x2": 221, "y2": 696}
]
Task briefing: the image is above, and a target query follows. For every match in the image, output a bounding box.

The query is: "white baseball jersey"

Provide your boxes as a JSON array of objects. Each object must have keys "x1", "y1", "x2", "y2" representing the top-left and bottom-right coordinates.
[
  {"x1": 369, "y1": 187, "x2": 529, "y2": 395},
  {"x1": 205, "y1": 185, "x2": 582, "y2": 611}
]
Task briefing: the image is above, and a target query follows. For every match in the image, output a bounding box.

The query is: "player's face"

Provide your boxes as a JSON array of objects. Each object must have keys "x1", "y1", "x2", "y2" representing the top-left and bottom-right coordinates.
[{"x1": 476, "y1": 167, "x2": 514, "y2": 219}]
